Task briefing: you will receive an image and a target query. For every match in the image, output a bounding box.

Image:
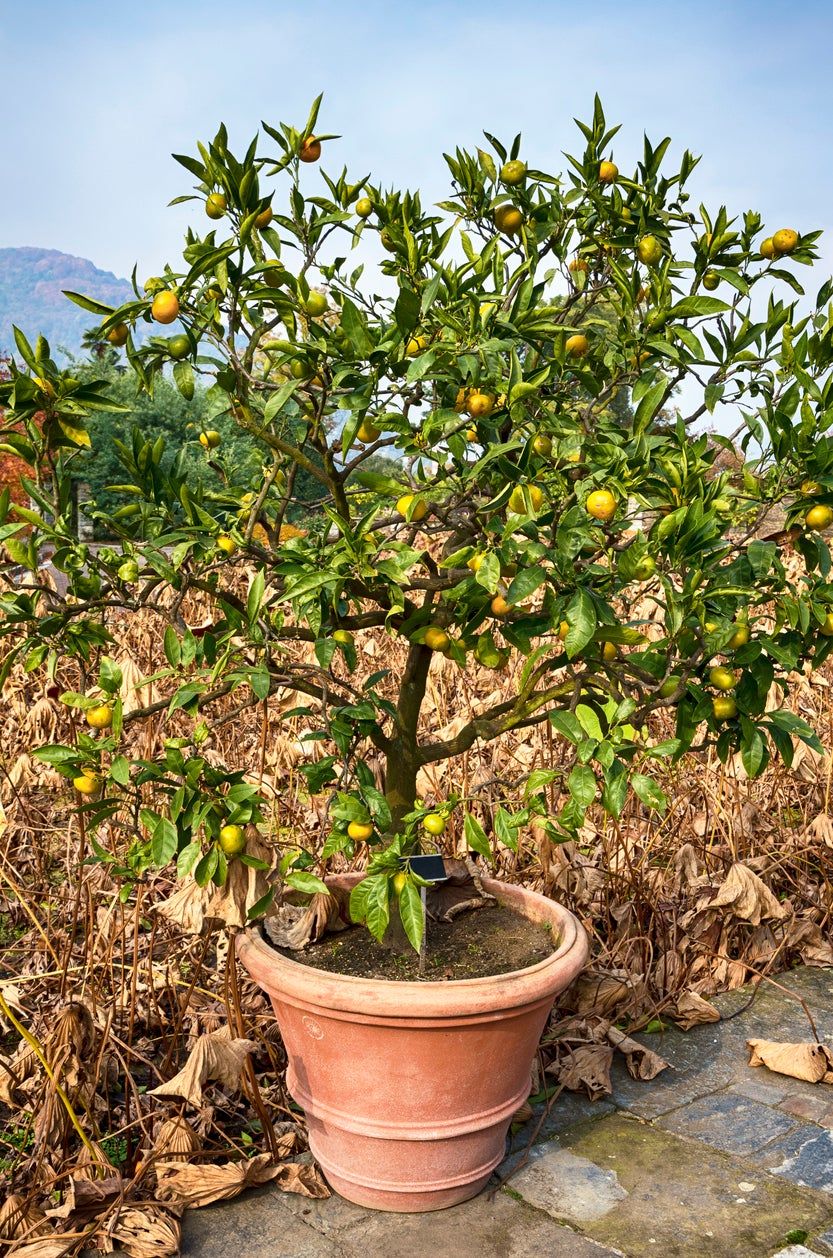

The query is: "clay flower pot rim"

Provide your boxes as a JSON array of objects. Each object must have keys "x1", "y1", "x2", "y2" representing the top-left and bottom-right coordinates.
[{"x1": 238, "y1": 875, "x2": 586, "y2": 1020}]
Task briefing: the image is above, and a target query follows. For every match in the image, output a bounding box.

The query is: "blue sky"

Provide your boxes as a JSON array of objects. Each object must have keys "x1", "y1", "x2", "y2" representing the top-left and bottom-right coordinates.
[{"x1": 2, "y1": 0, "x2": 833, "y2": 285}]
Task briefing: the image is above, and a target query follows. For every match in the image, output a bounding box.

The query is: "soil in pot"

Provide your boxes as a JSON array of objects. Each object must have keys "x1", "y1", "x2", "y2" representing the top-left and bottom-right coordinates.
[{"x1": 275, "y1": 902, "x2": 556, "y2": 981}]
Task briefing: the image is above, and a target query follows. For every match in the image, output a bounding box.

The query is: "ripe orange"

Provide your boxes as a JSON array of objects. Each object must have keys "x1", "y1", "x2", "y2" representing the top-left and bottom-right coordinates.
[
  {"x1": 532, "y1": 434, "x2": 552, "y2": 457},
  {"x1": 637, "y1": 235, "x2": 663, "y2": 267},
  {"x1": 424, "y1": 626, "x2": 450, "y2": 651},
  {"x1": 255, "y1": 206, "x2": 273, "y2": 229},
  {"x1": 491, "y1": 594, "x2": 511, "y2": 617},
  {"x1": 219, "y1": 824, "x2": 246, "y2": 857},
  {"x1": 357, "y1": 419, "x2": 381, "y2": 443},
  {"x1": 509, "y1": 484, "x2": 544, "y2": 514},
  {"x1": 602, "y1": 641, "x2": 619, "y2": 662},
  {"x1": 599, "y1": 160, "x2": 618, "y2": 184},
  {"x1": 299, "y1": 137, "x2": 322, "y2": 163},
  {"x1": 106, "y1": 323, "x2": 129, "y2": 347},
  {"x1": 760, "y1": 237, "x2": 776, "y2": 260},
  {"x1": 709, "y1": 665, "x2": 736, "y2": 691},
  {"x1": 466, "y1": 391, "x2": 495, "y2": 419},
  {"x1": 806, "y1": 504, "x2": 833, "y2": 531},
  {"x1": 205, "y1": 193, "x2": 227, "y2": 219},
  {"x1": 396, "y1": 494, "x2": 428, "y2": 521},
  {"x1": 73, "y1": 772, "x2": 100, "y2": 796},
  {"x1": 566, "y1": 333, "x2": 589, "y2": 357},
  {"x1": 712, "y1": 695, "x2": 737, "y2": 721},
  {"x1": 586, "y1": 489, "x2": 617, "y2": 522},
  {"x1": 406, "y1": 334, "x2": 428, "y2": 357},
  {"x1": 423, "y1": 812, "x2": 447, "y2": 836},
  {"x1": 216, "y1": 535, "x2": 238, "y2": 557},
  {"x1": 772, "y1": 228, "x2": 799, "y2": 255},
  {"x1": 347, "y1": 820, "x2": 374, "y2": 841},
  {"x1": 494, "y1": 205, "x2": 524, "y2": 235},
  {"x1": 500, "y1": 160, "x2": 527, "y2": 186},
  {"x1": 86, "y1": 704, "x2": 113, "y2": 730},
  {"x1": 820, "y1": 613, "x2": 833, "y2": 637},
  {"x1": 151, "y1": 291, "x2": 180, "y2": 324}
]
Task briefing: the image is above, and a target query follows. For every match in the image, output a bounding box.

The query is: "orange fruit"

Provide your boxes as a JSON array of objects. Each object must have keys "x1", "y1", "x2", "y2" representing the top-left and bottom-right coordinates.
[
  {"x1": 200, "y1": 431, "x2": 221, "y2": 450},
  {"x1": 73, "y1": 772, "x2": 100, "y2": 796},
  {"x1": 558, "y1": 620, "x2": 570, "y2": 641},
  {"x1": 760, "y1": 237, "x2": 776, "y2": 260},
  {"x1": 302, "y1": 291, "x2": 328, "y2": 317},
  {"x1": 806, "y1": 504, "x2": 833, "y2": 531},
  {"x1": 599, "y1": 160, "x2": 618, "y2": 184},
  {"x1": 491, "y1": 594, "x2": 511, "y2": 617},
  {"x1": 205, "y1": 193, "x2": 227, "y2": 219},
  {"x1": 602, "y1": 641, "x2": 619, "y2": 662},
  {"x1": 466, "y1": 391, "x2": 495, "y2": 419},
  {"x1": 396, "y1": 494, "x2": 428, "y2": 521},
  {"x1": 423, "y1": 813, "x2": 447, "y2": 836},
  {"x1": 728, "y1": 624, "x2": 750, "y2": 649},
  {"x1": 586, "y1": 489, "x2": 616, "y2": 522},
  {"x1": 167, "y1": 334, "x2": 191, "y2": 360},
  {"x1": 357, "y1": 419, "x2": 381, "y2": 443},
  {"x1": 494, "y1": 205, "x2": 524, "y2": 234},
  {"x1": 392, "y1": 870, "x2": 408, "y2": 894},
  {"x1": 566, "y1": 333, "x2": 589, "y2": 357},
  {"x1": 709, "y1": 665, "x2": 736, "y2": 691},
  {"x1": 532, "y1": 434, "x2": 552, "y2": 457},
  {"x1": 703, "y1": 271, "x2": 719, "y2": 291},
  {"x1": 255, "y1": 206, "x2": 273, "y2": 229},
  {"x1": 637, "y1": 235, "x2": 663, "y2": 266},
  {"x1": 347, "y1": 821, "x2": 374, "y2": 841},
  {"x1": 509, "y1": 484, "x2": 544, "y2": 514},
  {"x1": 500, "y1": 160, "x2": 526, "y2": 186},
  {"x1": 106, "y1": 323, "x2": 129, "y2": 347},
  {"x1": 406, "y1": 334, "x2": 428, "y2": 357},
  {"x1": 86, "y1": 704, "x2": 113, "y2": 730},
  {"x1": 219, "y1": 824, "x2": 246, "y2": 857},
  {"x1": 424, "y1": 626, "x2": 450, "y2": 651},
  {"x1": 299, "y1": 137, "x2": 322, "y2": 163},
  {"x1": 772, "y1": 228, "x2": 799, "y2": 255},
  {"x1": 356, "y1": 197, "x2": 373, "y2": 218},
  {"x1": 712, "y1": 695, "x2": 737, "y2": 721},
  {"x1": 151, "y1": 291, "x2": 180, "y2": 324},
  {"x1": 216, "y1": 535, "x2": 237, "y2": 557}
]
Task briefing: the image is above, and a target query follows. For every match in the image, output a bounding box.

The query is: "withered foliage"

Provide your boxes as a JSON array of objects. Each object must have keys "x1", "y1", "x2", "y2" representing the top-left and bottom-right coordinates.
[{"x1": 1, "y1": 571, "x2": 832, "y2": 1249}]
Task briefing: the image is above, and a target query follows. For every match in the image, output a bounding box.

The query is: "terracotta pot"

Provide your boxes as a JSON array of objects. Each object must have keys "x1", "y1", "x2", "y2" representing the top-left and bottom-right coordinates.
[{"x1": 237, "y1": 876, "x2": 587, "y2": 1212}]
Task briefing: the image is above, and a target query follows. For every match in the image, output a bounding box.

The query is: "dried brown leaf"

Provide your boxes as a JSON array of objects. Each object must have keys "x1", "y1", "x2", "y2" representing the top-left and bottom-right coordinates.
[
  {"x1": 148, "y1": 1025, "x2": 255, "y2": 1107},
  {"x1": 155, "y1": 1151, "x2": 304, "y2": 1207},
  {"x1": 747, "y1": 1038, "x2": 833, "y2": 1084},
  {"x1": 101, "y1": 1205, "x2": 182, "y2": 1258},
  {"x1": 606, "y1": 1025, "x2": 669, "y2": 1081},
  {"x1": 672, "y1": 990, "x2": 721, "y2": 1031},
  {"x1": 707, "y1": 862, "x2": 788, "y2": 926}
]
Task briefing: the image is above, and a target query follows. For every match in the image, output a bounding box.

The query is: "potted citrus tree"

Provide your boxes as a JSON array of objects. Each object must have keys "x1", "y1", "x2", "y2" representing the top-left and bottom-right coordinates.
[{"x1": 1, "y1": 95, "x2": 829, "y2": 1211}]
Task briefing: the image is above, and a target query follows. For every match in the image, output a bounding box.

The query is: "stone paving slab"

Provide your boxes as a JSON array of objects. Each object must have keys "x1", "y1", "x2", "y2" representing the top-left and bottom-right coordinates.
[{"x1": 172, "y1": 966, "x2": 833, "y2": 1258}]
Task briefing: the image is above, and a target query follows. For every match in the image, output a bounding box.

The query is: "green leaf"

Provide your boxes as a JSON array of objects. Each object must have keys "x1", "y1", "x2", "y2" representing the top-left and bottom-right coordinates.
[
  {"x1": 365, "y1": 874, "x2": 391, "y2": 941},
  {"x1": 173, "y1": 361, "x2": 195, "y2": 400},
  {"x1": 398, "y1": 879, "x2": 424, "y2": 951},
  {"x1": 62, "y1": 290, "x2": 116, "y2": 316},
  {"x1": 285, "y1": 870, "x2": 329, "y2": 896},
  {"x1": 567, "y1": 763, "x2": 597, "y2": 808},
  {"x1": 631, "y1": 773, "x2": 667, "y2": 812},
  {"x1": 263, "y1": 378, "x2": 298, "y2": 422},
  {"x1": 152, "y1": 817, "x2": 178, "y2": 866},
  {"x1": 564, "y1": 589, "x2": 596, "y2": 657},
  {"x1": 463, "y1": 812, "x2": 492, "y2": 861},
  {"x1": 164, "y1": 626, "x2": 181, "y2": 667}
]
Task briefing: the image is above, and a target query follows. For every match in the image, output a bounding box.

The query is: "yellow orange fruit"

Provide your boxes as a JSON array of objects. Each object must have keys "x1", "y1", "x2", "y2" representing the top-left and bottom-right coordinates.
[
  {"x1": 255, "y1": 206, "x2": 273, "y2": 229},
  {"x1": 73, "y1": 772, "x2": 100, "y2": 796},
  {"x1": 703, "y1": 271, "x2": 719, "y2": 290},
  {"x1": 357, "y1": 419, "x2": 381, "y2": 443},
  {"x1": 820, "y1": 613, "x2": 833, "y2": 637},
  {"x1": 500, "y1": 160, "x2": 527, "y2": 186},
  {"x1": 602, "y1": 640, "x2": 619, "y2": 662},
  {"x1": 86, "y1": 704, "x2": 113, "y2": 730},
  {"x1": 205, "y1": 193, "x2": 227, "y2": 219},
  {"x1": 509, "y1": 484, "x2": 544, "y2": 514},
  {"x1": 491, "y1": 594, "x2": 511, "y2": 617},
  {"x1": 637, "y1": 235, "x2": 663, "y2": 267},
  {"x1": 806, "y1": 504, "x2": 833, "y2": 531},
  {"x1": 532, "y1": 434, "x2": 553, "y2": 457},
  {"x1": 586, "y1": 489, "x2": 616, "y2": 522},
  {"x1": 709, "y1": 665, "x2": 736, "y2": 691},
  {"x1": 422, "y1": 812, "x2": 447, "y2": 835},
  {"x1": 599, "y1": 160, "x2": 618, "y2": 184},
  {"x1": 106, "y1": 323, "x2": 129, "y2": 347},
  {"x1": 219, "y1": 824, "x2": 246, "y2": 857},
  {"x1": 302, "y1": 291, "x2": 328, "y2": 317},
  {"x1": 712, "y1": 695, "x2": 737, "y2": 721},
  {"x1": 151, "y1": 290, "x2": 180, "y2": 324},
  {"x1": 200, "y1": 431, "x2": 221, "y2": 450},
  {"x1": 772, "y1": 228, "x2": 799, "y2": 255},
  {"x1": 356, "y1": 197, "x2": 373, "y2": 218},
  {"x1": 216, "y1": 535, "x2": 238, "y2": 556},
  {"x1": 760, "y1": 237, "x2": 776, "y2": 260},
  {"x1": 424, "y1": 626, "x2": 450, "y2": 651},
  {"x1": 494, "y1": 205, "x2": 524, "y2": 234},
  {"x1": 347, "y1": 821, "x2": 374, "y2": 841},
  {"x1": 466, "y1": 390, "x2": 495, "y2": 419},
  {"x1": 728, "y1": 624, "x2": 750, "y2": 649},
  {"x1": 566, "y1": 333, "x2": 589, "y2": 358},
  {"x1": 406, "y1": 334, "x2": 428, "y2": 357},
  {"x1": 396, "y1": 494, "x2": 428, "y2": 521}
]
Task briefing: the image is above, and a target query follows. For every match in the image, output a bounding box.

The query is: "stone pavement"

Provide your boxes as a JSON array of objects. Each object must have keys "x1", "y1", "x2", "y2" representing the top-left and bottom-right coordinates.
[{"x1": 181, "y1": 967, "x2": 833, "y2": 1257}]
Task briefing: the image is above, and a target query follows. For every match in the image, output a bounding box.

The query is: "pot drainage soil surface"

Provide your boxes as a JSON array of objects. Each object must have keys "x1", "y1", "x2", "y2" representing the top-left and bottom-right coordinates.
[{"x1": 276, "y1": 903, "x2": 555, "y2": 981}]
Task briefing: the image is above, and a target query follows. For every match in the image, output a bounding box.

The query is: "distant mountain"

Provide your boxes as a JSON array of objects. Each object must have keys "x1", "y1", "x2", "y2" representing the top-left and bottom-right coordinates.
[{"x1": 0, "y1": 247, "x2": 135, "y2": 359}]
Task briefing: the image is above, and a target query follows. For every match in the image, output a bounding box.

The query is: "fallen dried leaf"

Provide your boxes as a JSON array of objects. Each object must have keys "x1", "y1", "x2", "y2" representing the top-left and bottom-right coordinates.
[
  {"x1": 707, "y1": 862, "x2": 788, "y2": 926},
  {"x1": 156, "y1": 1150, "x2": 304, "y2": 1207},
  {"x1": 673, "y1": 990, "x2": 721, "y2": 1031},
  {"x1": 606, "y1": 1026, "x2": 669, "y2": 1081},
  {"x1": 747, "y1": 1038, "x2": 833, "y2": 1083}
]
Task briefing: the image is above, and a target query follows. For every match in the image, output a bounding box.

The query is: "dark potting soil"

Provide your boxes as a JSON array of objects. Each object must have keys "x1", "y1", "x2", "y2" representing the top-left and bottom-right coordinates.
[{"x1": 277, "y1": 903, "x2": 556, "y2": 981}]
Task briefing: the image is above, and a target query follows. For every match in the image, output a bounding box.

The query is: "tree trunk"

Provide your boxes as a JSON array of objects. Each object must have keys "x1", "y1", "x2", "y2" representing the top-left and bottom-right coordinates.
[{"x1": 385, "y1": 640, "x2": 432, "y2": 831}]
